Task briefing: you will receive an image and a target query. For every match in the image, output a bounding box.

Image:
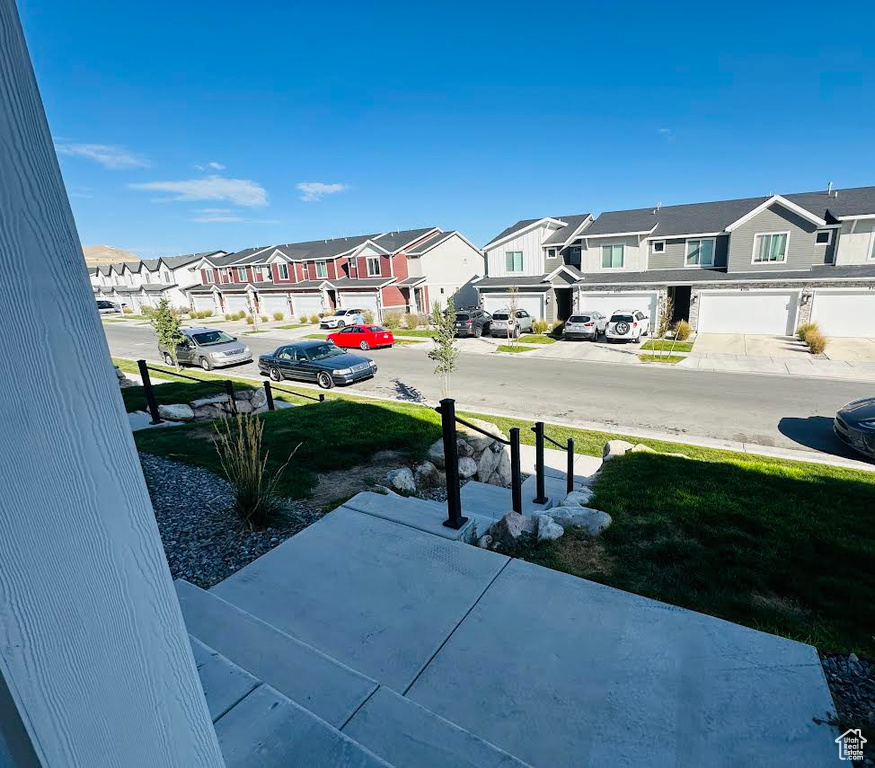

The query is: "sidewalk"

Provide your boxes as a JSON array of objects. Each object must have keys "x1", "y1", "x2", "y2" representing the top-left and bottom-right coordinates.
[{"x1": 679, "y1": 352, "x2": 875, "y2": 381}]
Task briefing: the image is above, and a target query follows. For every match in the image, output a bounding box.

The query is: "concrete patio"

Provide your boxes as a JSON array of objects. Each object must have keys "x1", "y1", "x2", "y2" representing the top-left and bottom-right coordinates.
[{"x1": 204, "y1": 502, "x2": 840, "y2": 767}]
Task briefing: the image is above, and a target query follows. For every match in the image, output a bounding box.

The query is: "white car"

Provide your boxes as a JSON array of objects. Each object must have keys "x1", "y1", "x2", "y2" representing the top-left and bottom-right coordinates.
[
  {"x1": 319, "y1": 308, "x2": 365, "y2": 329},
  {"x1": 97, "y1": 299, "x2": 122, "y2": 315},
  {"x1": 489, "y1": 309, "x2": 534, "y2": 338},
  {"x1": 605, "y1": 309, "x2": 650, "y2": 342},
  {"x1": 563, "y1": 311, "x2": 608, "y2": 341}
]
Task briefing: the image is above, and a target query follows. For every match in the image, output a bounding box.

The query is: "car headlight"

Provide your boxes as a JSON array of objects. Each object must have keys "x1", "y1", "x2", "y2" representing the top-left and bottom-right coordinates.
[
  {"x1": 243, "y1": 346, "x2": 250, "y2": 354},
  {"x1": 210, "y1": 351, "x2": 222, "y2": 358},
  {"x1": 858, "y1": 419, "x2": 875, "y2": 429},
  {"x1": 369, "y1": 360, "x2": 377, "y2": 367},
  {"x1": 335, "y1": 367, "x2": 352, "y2": 375}
]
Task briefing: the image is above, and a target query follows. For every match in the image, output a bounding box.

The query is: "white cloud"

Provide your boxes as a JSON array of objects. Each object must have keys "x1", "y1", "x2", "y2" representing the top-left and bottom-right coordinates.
[
  {"x1": 55, "y1": 142, "x2": 150, "y2": 169},
  {"x1": 296, "y1": 181, "x2": 348, "y2": 202},
  {"x1": 657, "y1": 127, "x2": 675, "y2": 141},
  {"x1": 195, "y1": 161, "x2": 226, "y2": 171},
  {"x1": 191, "y1": 210, "x2": 281, "y2": 225},
  {"x1": 129, "y1": 175, "x2": 268, "y2": 207}
]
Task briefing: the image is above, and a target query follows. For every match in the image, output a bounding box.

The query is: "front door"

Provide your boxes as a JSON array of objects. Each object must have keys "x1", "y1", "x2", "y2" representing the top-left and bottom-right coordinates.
[
  {"x1": 669, "y1": 286, "x2": 692, "y2": 322},
  {"x1": 554, "y1": 288, "x2": 572, "y2": 322}
]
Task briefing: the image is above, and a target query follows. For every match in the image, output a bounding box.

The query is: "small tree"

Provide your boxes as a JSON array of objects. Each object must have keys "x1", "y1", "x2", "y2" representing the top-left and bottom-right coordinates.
[
  {"x1": 149, "y1": 298, "x2": 186, "y2": 366},
  {"x1": 428, "y1": 297, "x2": 459, "y2": 399},
  {"x1": 655, "y1": 292, "x2": 674, "y2": 359},
  {"x1": 506, "y1": 286, "x2": 519, "y2": 348}
]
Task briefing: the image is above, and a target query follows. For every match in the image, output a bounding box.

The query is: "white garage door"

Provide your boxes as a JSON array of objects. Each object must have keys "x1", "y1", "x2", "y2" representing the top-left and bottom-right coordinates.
[
  {"x1": 192, "y1": 294, "x2": 217, "y2": 313},
  {"x1": 577, "y1": 292, "x2": 658, "y2": 321},
  {"x1": 223, "y1": 294, "x2": 250, "y2": 315},
  {"x1": 697, "y1": 291, "x2": 799, "y2": 335},
  {"x1": 811, "y1": 290, "x2": 875, "y2": 338},
  {"x1": 481, "y1": 293, "x2": 545, "y2": 319},
  {"x1": 292, "y1": 294, "x2": 323, "y2": 318},
  {"x1": 339, "y1": 292, "x2": 380, "y2": 318},
  {"x1": 258, "y1": 294, "x2": 289, "y2": 318}
]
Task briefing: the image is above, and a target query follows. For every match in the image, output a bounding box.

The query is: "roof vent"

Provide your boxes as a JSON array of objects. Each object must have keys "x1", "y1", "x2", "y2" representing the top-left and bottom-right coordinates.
[
  {"x1": 652, "y1": 201, "x2": 662, "y2": 215},
  {"x1": 827, "y1": 181, "x2": 833, "y2": 195}
]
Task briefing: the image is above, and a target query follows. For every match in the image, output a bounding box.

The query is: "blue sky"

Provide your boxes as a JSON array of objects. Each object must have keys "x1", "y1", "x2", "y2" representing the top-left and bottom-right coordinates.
[{"x1": 19, "y1": 0, "x2": 875, "y2": 256}]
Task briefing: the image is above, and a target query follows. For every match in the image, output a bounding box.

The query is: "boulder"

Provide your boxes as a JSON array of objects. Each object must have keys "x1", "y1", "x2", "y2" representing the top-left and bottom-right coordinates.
[
  {"x1": 535, "y1": 514, "x2": 565, "y2": 542},
  {"x1": 414, "y1": 461, "x2": 443, "y2": 489},
  {"x1": 630, "y1": 443, "x2": 656, "y2": 454},
  {"x1": 234, "y1": 400, "x2": 253, "y2": 415},
  {"x1": 157, "y1": 403, "x2": 195, "y2": 422},
  {"x1": 476, "y1": 446, "x2": 501, "y2": 483},
  {"x1": 427, "y1": 439, "x2": 446, "y2": 469},
  {"x1": 456, "y1": 438, "x2": 475, "y2": 458},
  {"x1": 458, "y1": 457, "x2": 478, "y2": 479},
  {"x1": 548, "y1": 506, "x2": 612, "y2": 535},
  {"x1": 603, "y1": 439, "x2": 634, "y2": 461},
  {"x1": 491, "y1": 447, "x2": 512, "y2": 486},
  {"x1": 488, "y1": 511, "x2": 536, "y2": 549},
  {"x1": 190, "y1": 393, "x2": 231, "y2": 409},
  {"x1": 250, "y1": 388, "x2": 268, "y2": 409},
  {"x1": 458, "y1": 418, "x2": 506, "y2": 452},
  {"x1": 386, "y1": 467, "x2": 416, "y2": 494},
  {"x1": 561, "y1": 488, "x2": 595, "y2": 507},
  {"x1": 477, "y1": 534, "x2": 493, "y2": 549}
]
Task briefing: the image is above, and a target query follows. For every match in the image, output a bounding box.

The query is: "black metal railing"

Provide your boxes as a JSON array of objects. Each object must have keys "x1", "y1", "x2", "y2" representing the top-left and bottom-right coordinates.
[
  {"x1": 531, "y1": 421, "x2": 575, "y2": 501},
  {"x1": 435, "y1": 398, "x2": 522, "y2": 529},
  {"x1": 263, "y1": 381, "x2": 325, "y2": 409}
]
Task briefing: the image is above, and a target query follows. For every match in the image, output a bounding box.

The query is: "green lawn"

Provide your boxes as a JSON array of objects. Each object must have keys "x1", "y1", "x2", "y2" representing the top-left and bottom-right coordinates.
[
  {"x1": 638, "y1": 354, "x2": 686, "y2": 364},
  {"x1": 275, "y1": 323, "x2": 310, "y2": 330},
  {"x1": 640, "y1": 339, "x2": 694, "y2": 352},
  {"x1": 517, "y1": 334, "x2": 556, "y2": 345},
  {"x1": 121, "y1": 380, "x2": 254, "y2": 413},
  {"x1": 304, "y1": 333, "x2": 328, "y2": 339},
  {"x1": 507, "y1": 451, "x2": 875, "y2": 656},
  {"x1": 496, "y1": 345, "x2": 531, "y2": 354},
  {"x1": 392, "y1": 329, "x2": 437, "y2": 337}
]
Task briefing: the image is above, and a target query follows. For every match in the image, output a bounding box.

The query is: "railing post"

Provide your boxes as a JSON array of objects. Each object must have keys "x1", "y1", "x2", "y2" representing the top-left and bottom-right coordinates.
[
  {"x1": 510, "y1": 427, "x2": 522, "y2": 514},
  {"x1": 319, "y1": 393, "x2": 325, "y2": 403},
  {"x1": 137, "y1": 359, "x2": 162, "y2": 424},
  {"x1": 225, "y1": 380, "x2": 237, "y2": 415},
  {"x1": 566, "y1": 437, "x2": 575, "y2": 494},
  {"x1": 263, "y1": 381, "x2": 275, "y2": 411},
  {"x1": 439, "y1": 398, "x2": 467, "y2": 530},
  {"x1": 532, "y1": 421, "x2": 547, "y2": 503}
]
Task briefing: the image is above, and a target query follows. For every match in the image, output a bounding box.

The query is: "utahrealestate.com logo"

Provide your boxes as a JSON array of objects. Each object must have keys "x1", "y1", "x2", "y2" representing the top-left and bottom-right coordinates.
[{"x1": 835, "y1": 728, "x2": 866, "y2": 761}]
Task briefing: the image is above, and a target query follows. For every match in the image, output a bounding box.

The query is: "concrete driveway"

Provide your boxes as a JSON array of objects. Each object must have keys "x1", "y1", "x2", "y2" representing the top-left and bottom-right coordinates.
[{"x1": 693, "y1": 333, "x2": 875, "y2": 362}]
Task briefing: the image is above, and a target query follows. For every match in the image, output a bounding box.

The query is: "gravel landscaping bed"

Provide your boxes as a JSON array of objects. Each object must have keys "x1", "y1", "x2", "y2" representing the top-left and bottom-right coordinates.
[
  {"x1": 140, "y1": 452, "x2": 323, "y2": 589},
  {"x1": 821, "y1": 653, "x2": 875, "y2": 764}
]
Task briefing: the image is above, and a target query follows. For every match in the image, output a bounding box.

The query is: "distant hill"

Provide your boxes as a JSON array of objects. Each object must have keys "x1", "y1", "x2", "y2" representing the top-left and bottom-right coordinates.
[{"x1": 83, "y1": 244, "x2": 140, "y2": 266}]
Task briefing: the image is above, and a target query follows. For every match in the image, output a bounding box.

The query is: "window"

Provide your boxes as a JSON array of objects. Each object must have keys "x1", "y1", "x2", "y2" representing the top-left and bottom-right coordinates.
[
  {"x1": 685, "y1": 238, "x2": 715, "y2": 267},
  {"x1": 546, "y1": 248, "x2": 558, "y2": 260},
  {"x1": 366, "y1": 256, "x2": 381, "y2": 276},
  {"x1": 652, "y1": 240, "x2": 666, "y2": 254},
  {"x1": 162, "y1": 269, "x2": 170, "y2": 283},
  {"x1": 278, "y1": 263, "x2": 289, "y2": 280},
  {"x1": 204, "y1": 268, "x2": 214, "y2": 283},
  {"x1": 752, "y1": 232, "x2": 789, "y2": 263},
  {"x1": 870, "y1": 232, "x2": 875, "y2": 260},
  {"x1": 315, "y1": 261, "x2": 328, "y2": 278},
  {"x1": 601, "y1": 244, "x2": 624, "y2": 269},
  {"x1": 505, "y1": 251, "x2": 523, "y2": 272},
  {"x1": 815, "y1": 230, "x2": 833, "y2": 245},
  {"x1": 236, "y1": 267, "x2": 247, "y2": 281}
]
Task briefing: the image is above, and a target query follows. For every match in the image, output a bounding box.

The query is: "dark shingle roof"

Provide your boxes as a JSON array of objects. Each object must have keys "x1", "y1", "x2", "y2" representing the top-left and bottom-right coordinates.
[
  {"x1": 269, "y1": 234, "x2": 381, "y2": 262},
  {"x1": 785, "y1": 186, "x2": 875, "y2": 219},
  {"x1": 474, "y1": 275, "x2": 549, "y2": 288},
  {"x1": 543, "y1": 214, "x2": 592, "y2": 245},
  {"x1": 329, "y1": 277, "x2": 394, "y2": 289},
  {"x1": 161, "y1": 251, "x2": 223, "y2": 269},
  {"x1": 374, "y1": 228, "x2": 440, "y2": 253},
  {"x1": 482, "y1": 218, "x2": 543, "y2": 250},
  {"x1": 406, "y1": 231, "x2": 456, "y2": 255}
]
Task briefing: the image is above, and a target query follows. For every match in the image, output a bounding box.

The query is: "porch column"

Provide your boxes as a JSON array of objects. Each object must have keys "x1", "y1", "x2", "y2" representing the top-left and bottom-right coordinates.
[
  {"x1": 408, "y1": 287, "x2": 418, "y2": 315},
  {"x1": 0, "y1": 3, "x2": 223, "y2": 766}
]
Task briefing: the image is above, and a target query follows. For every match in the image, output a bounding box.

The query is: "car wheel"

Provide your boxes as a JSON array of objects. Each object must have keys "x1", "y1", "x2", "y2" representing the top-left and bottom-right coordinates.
[
  {"x1": 317, "y1": 371, "x2": 334, "y2": 389},
  {"x1": 359, "y1": 340, "x2": 370, "y2": 350},
  {"x1": 200, "y1": 357, "x2": 213, "y2": 371},
  {"x1": 163, "y1": 352, "x2": 174, "y2": 366},
  {"x1": 474, "y1": 326, "x2": 482, "y2": 338},
  {"x1": 337, "y1": 321, "x2": 346, "y2": 328},
  {"x1": 269, "y1": 366, "x2": 282, "y2": 382}
]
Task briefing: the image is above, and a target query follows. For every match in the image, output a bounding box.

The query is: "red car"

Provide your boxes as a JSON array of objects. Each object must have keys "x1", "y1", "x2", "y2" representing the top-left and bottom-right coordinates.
[{"x1": 327, "y1": 324, "x2": 394, "y2": 350}]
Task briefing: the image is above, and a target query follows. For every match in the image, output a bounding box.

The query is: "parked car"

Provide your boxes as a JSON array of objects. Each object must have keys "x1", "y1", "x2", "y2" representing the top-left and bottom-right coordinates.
[
  {"x1": 320, "y1": 308, "x2": 366, "y2": 329},
  {"x1": 563, "y1": 311, "x2": 608, "y2": 341},
  {"x1": 160, "y1": 327, "x2": 252, "y2": 370},
  {"x1": 259, "y1": 340, "x2": 377, "y2": 389},
  {"x1": 327, "y1": 324, "x2": 394, "y2": 350},
  {"x1": 97, "y1": 299, "x2": 122, "y2": 314},
  {"x1": 454, "y1": 308, "x2": 492, "y2": 337},
  {"x1": 834, "y1": 398, "x2": 875, "y2": 459},
  {"x1": 605, "y1": 310, "x2": 650, "y2": 343},
  {"x1": 489, "y1": 309, "x2": 534, "y2": 338}
]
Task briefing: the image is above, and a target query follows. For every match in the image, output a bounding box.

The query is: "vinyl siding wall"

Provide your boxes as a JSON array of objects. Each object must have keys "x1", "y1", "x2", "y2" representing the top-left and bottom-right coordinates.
[
  {"x1": 420, "y1": 234, "x2": 484, "y2": 288},
  {"x1": 835, "y1": 219, "x2": 875, "y2": 265},
  {"x1": 646, "y1": 235, "x2": 729, "y2": 270},
  {"x1": 485, "y1": 222, "x2": 563, "y2": 277},
  {"x1": 580, "y1": 235, "x2": 648, "y2": 273},
  {"x1": 727, "y1": 203, "x2": 820, "y2": 272}
]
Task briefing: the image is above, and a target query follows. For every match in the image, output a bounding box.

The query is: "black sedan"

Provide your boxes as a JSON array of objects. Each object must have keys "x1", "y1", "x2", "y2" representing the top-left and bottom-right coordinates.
[
  {"x1": 258, "y1": 340, "x2": 377, "y2": 389},
  {"x1": 834, "y1": 397, "x2": 875, "y2": 459}
]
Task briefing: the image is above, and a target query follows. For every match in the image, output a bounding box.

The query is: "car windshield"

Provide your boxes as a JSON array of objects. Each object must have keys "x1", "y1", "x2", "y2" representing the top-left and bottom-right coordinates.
[
  {"x1": 367, "y1": 326, "x2": 385, "y2": 332},
  {"x1": 492, "y1": 312, "x2": 508, "y2": 320},
  {"x1": 191, "y1": 330, "x2": 234, "y2": 346},
  {"x1": 306, "y1": 343, "x2": 344, "y2": 361},
  {"x1": 97, "y1": 301, "x2": 113, "y2": 308},
  {"x1": 610, "y1": 314, "x2": 634, "y2": 323},
  {"x1": 455, "y1": 313, "x2": 470, "y2": 321},
  {"x1": 568, "y1": 315, "x2": 591, "y2": 323}
]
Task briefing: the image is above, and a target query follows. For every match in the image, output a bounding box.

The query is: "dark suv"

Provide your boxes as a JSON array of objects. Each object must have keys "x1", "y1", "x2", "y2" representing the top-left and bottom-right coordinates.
[{"x1": 454, "y1": 308, "x2": 492, "y2": 337}]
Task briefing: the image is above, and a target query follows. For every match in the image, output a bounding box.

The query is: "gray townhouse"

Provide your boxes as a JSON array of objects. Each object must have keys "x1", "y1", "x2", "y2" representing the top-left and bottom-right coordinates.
[{"x1": 476, "y1": 186, "x2": 875, "y2": 337}]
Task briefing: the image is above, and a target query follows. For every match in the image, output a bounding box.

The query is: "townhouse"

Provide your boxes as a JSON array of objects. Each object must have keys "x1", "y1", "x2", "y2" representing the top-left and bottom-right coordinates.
[
  {"x1": 476, "y1": 186, "x2": 875, "y2": 337},
  {"x1": 188, "y1": 227, "x2": 483, "y2": 319},
  {"x1": 90, "y1": 251, "x2": 225, "y2": 312}
]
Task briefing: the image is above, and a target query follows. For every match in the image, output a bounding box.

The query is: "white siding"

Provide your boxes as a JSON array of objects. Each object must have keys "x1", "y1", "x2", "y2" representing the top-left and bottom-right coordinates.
[
  {"x1": 484, "y1": 222, "x2": 563, "y2": 277},
  {"x1": 834, "y1": 220, "x2": 875, "y2": 265},
  {"x1": 577, "y1": 290, "x2": 658, "y2": 321},
  {"x1": 420, "y1": 233, "x2": 485, "y2": 304},
  {"x1": 580, "y1": 235, "x2": 648, "y2": 273}
]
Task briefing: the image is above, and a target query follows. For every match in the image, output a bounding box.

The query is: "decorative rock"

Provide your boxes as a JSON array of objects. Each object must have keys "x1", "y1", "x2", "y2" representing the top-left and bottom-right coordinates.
[
  {"x1": 488, "y1": 511, "x2": 535, "y2": 549},
  {"x1": 250, "y1": 388, "x2": 267, "y2": 409},
  {"x1": 603, "y1": 440, "x2": 634, "y2": 461},
  {"x1": 234, "y1": 400, "x2": 253, "y2": 415},
  {"x1": 428, "y1": 439, "x2": 446, "y2": 469},
  {"x1": 190, "y1": 393, "x2": 231, "y2": 409},
  {"x1": 414, "y1": 461, "x2": 442, "y2": 489},
  {"x1": 386, "y1": 467, "x2": 416, "y2": 494},
  {"x1": 561, "y1": 488, "x2": 595, "y2": 507},
  {"x1": 477, "y1": 534, "x2": 493, "y2": 549},
  {"x1": 458, "y1": 457, "x2": 478, "y2": 479},
  {"x1": 630, "y1": 443, "x2": 656, "y2": 454},
  {"x1": 458, "y1": 418, "x2": 506, "y2": 452},
  {"x1": 492, "y1": 447, "x2": 512, "y2": 486},
  {"x1": 372, "y1": 484, "x2": 397, "y2": 496},
  {"x1": 456, "y1": 439, "x2": 474, "y2": 458},
  {"x1": 476, "y1": 446, "x2": 501, "y2": 483},
  {"x1": 548, "y1": 506, "x2": 612, "y2": 535},
  {"x1": 535, "y1": 514, "x2": 564, "y2": 542},
  {"x1": 157, "y1": 403, "x2": 196, "y2": 422}
]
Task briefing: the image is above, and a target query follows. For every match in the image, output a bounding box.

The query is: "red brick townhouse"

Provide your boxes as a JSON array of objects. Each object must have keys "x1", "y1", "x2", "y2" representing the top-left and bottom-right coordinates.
[{"x1": 187, "y1": 227, "x2": 484, "y2": 319}]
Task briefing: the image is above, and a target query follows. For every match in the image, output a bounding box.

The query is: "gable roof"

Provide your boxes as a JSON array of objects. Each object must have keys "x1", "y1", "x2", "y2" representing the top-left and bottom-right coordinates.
[
  {"x1": 543, "y1": 214, "x2": 593, "y2": 246},
  {"x1": 373, "y1": 227, "x2": 441, "y2": 253}
]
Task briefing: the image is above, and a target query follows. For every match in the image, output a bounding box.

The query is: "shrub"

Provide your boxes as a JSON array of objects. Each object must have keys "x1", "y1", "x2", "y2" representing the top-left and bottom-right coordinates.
[
  {"x1": 674, "y1": 320, "x2": 691, "y2": 341},
  {"x1": 225, "y1": 313, "x2": 233, "y2": 321},
  {"x1": 796, "y1": 321, "x2": 818, "y2": 342},
  {"x1": 260, "y1": 315, "x2": 269, "y2": 323},
  {"x1": 245, "y1": 315, "x2": 255, "y2": 325},
  {"x1": 123, "y1": 306, "x2": 133, "y2": 315},
  {"x1": 418, "y1": 313, "x2": 430, "y2": 328},
  {"x1": 532, "y1": 318, "x2": 548, "y2": 334},
  {"x1": 402, "y1": 312, "x2": 419, "y2": 330},
  {"x1": 272, "y1": 311, "x2": 284, "y2": 321},
  {"x1": 214, "y1": 414, "x2": 298, "y2": 530},
  {"x1": 298, "y1": 316, "x2": 308, "y2": 324},
  {"x1": 203, "y1": 309, "x2": 213, "y2": 318},
  {"x1": 806, "y1": 330, "x2": 828, "y2": 355},
  {"x1": 382, "y1": 311, "x2": 402, "y2": 329},
  {"x1": 362, "y1": 309, "x2": 375, "y2": 325},
  {"x1": 309, "y1": 314, "x2": 320, "y2": 324},
  {"x1": 236, "y1": 311, "x2": 247, "y2": 320}
]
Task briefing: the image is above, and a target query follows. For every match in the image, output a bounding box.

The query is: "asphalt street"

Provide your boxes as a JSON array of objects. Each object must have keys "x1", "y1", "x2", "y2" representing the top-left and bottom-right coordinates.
[{"x1": 103, "y1": 322, "x2": 873, "y2": 457}]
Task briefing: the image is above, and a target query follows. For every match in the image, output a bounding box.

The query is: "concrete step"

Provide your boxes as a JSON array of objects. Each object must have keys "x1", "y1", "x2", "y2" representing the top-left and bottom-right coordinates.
[
  {"x1": 343, "y1": 686, "x2": 532, "y2": 768},
  {"x1": 342, "y1": 491, "x2": 474, "y2": 541},
  {"x1": 190, "y1": 635, "x2": 259, "y2": 722},
  {"x1": 460, "y1": 473, "x2": 589, "y2": 521},
  {"x1": 177, "y1": 579, "x2": 378, "y2": 728}
]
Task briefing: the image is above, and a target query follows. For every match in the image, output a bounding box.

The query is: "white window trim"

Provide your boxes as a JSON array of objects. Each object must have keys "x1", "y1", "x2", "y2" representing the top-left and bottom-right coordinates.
[
  {"x1": 651, "y1": 240, "x2": 666, "y2": 254},
  {"x1": 751, "y1": 231, "x2": 791, "y2": 265},
  {"x1": 278, "y1": 263, "x2": 289, "y2": 280},
  {"x1": 204, "y1": 268, "x2": 214, "y2": 283},
  {"x1": 504, "y1": 250, "x2": 524, "y2": 274},
  {"x1": 815, "y1": 230, "x2": 833, "y2": 246},
  {"x1": 366, "y1": 256, "x2": 381, "y2": 277},
  {"x1": 684, "y1": 237, "x2": 717, "y2": 268},
  {"x1": 315, "y1": 260, "x2": 328, "y2": 278},
  {"x1": 600, "y1": 243, "x2": 626, "y2": 270},
  {"x1": 236, "y1": 267, "x2": 247, "y2": 281}
]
